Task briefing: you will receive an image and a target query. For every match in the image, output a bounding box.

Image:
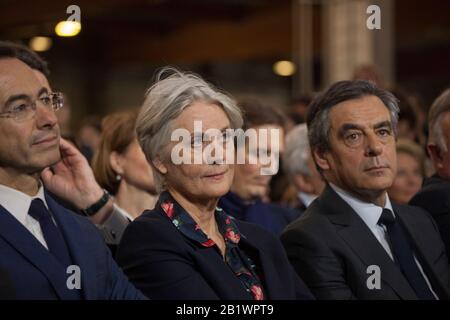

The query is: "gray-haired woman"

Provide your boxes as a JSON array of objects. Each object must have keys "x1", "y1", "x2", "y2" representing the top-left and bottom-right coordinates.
[{"x1": 116, "y1": 67, "x2": 313, "y2": 300}]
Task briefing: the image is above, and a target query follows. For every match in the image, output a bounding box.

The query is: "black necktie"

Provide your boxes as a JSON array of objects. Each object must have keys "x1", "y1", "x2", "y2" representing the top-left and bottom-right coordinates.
[
  {"x1": 378, "y1": 208, "x2": 436, "y2": 300},
  {"x1": 28, "y1": 198, "x2": 72, "y2": 267}
]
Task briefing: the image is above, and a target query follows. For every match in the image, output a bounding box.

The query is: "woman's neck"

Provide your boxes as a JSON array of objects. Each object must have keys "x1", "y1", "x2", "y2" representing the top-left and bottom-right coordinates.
[
  {"x1": 167, "y1": 187, "x2": 219, "y2": 237},
  {"x1": 115, "y1": 182, "x2": 157, "y2": 219}
]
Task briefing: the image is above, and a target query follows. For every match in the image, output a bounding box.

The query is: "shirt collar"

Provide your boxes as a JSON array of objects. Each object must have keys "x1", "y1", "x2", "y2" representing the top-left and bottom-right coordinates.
[
  {"x1": 297, "y1": 191, "x2": 317, "y2": 208},
  {"x1": 114, "y1": 204, "x2": 135, "y2": 221},
  {"x1": 0, "y1": 182, "x2": 49, "y2": 225},
  {"x1": 329, "y1": 183, "x2": 394, "y2": 229}
]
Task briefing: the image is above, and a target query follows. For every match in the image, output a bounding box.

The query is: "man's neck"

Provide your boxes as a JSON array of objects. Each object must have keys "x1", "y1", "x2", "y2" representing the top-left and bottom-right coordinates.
[
  {"x1": 330, "y1": 182, "x2": 387, "y2": 207},
  {"x1": 0, "y1": 168, "x2": 41, "y2": 196}
]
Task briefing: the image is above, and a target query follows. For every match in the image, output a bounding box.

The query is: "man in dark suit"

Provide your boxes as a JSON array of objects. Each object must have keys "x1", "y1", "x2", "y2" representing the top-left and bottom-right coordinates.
[
  {"x1": 281, "y1": 80, "x2": 450, "y2": 299},
  {"x1": 410, "y1": 88, "x2": 450, "y2": 260},
  {"x1": 0, "y1": 52, "x2": 145, "y2": 299}
]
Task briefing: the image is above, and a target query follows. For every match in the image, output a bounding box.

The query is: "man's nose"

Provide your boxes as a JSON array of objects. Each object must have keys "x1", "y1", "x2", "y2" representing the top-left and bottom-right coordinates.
[
  {"x1": 365, "y1": 133, "x2": 383, "y2": 157},
  {"x1": 35, "y1": 102, "x2": 57, "y2": 129}
]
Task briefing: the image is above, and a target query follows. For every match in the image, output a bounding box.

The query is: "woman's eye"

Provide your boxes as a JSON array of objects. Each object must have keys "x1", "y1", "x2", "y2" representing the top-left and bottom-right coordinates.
[{"x1": 191, "y1": 136, "x2": 203, "y2": 146}]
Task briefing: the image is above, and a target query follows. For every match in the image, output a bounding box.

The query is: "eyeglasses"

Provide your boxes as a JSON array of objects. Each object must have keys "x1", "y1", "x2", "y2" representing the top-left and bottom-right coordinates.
[{"x1": 0, "y1": 92, "x2": 64, "y2": 121}]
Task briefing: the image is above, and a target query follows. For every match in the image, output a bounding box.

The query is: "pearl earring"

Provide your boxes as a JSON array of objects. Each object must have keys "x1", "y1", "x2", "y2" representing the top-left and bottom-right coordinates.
[{"x1": 116, "y1": 174, "x2": 122, "y2": 181}]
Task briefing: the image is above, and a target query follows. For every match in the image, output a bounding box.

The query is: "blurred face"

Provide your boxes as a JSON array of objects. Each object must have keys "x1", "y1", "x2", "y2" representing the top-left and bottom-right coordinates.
[
  {"x1": 0, "y1": 59, "x2": 60, "y2": 175},
  {"x1": 314, "y1": 95, "x2": 397, "y2": 201},
  {"x1": 429, "y1": 112, "x2": 450, "y2": 180},
  {"x1": 118, "y1": 139, "x2": 156, "y2": 194},
  {"x1": 388, "y1": 152, "x2": 423, "y2": 204},
  {"x1": 232, "y1": 124, "x2": 284, "y2": 200},
  {"x1": 156, "y1": 101, "x2": 234, "y2": 202}
]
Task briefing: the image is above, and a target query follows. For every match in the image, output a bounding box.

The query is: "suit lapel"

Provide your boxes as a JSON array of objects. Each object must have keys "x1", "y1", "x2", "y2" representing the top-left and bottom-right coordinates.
[
  {"x1": 45, "y1": 193, "x2": 96, "y2": 299},
  {"x1": 395, "y1": 205, "x2": 448, "y2": 299},
  {"x1": 0, "y1": 204, "x2": 74, "y2": 299},
  {"x1": 319, "y1": 186, "x2": 417, "y2": 299}
]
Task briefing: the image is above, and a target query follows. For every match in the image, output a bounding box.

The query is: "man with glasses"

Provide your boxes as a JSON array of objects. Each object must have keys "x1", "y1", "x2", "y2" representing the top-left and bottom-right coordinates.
[{"x1": 0, "y1": 50, "x2": 145, "y2": 299}]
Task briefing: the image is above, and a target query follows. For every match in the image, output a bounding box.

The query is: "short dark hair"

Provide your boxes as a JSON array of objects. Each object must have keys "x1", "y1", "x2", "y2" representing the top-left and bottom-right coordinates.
[
  {"x1": 0, "y1": 41, "x2": 50, "y2": 76},
  {"x1": 238, "y1": 97, "x2": 287, "y2": 130},
  {"x1": 307, "y1": 80, "x2": 399, "y2": 154}
]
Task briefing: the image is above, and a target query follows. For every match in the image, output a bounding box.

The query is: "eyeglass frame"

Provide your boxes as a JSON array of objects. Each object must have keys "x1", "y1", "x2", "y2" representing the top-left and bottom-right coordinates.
[{"x1": 0, "y1": 91, "x2": 64, "y2": 121}]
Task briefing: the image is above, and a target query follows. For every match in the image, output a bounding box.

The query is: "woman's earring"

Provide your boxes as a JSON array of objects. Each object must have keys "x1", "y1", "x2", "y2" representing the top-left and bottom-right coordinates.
[{"x1": 116, "y1": 174, "x2": 122, "y2": 181}]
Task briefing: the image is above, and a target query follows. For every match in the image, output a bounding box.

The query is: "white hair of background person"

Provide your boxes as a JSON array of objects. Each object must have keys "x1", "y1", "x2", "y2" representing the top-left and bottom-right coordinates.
[{"x1": 283, "y1": 123, "x2": 312, "y2": 178}]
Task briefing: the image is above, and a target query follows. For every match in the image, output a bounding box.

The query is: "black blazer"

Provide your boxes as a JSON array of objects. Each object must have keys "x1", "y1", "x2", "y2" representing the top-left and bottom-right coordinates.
[
  {"x1": 0, "y1": 267, "x2": 15, "y2": 299},
  {"x1": 281, "y1": 185, "x2": 450, "y2": 300},
  {"x1": 116, "y1": 204, "x2": 314, "y2": 300},
  {"x1": 410, "y1": 174, "x2": 450, "y2": 261}
]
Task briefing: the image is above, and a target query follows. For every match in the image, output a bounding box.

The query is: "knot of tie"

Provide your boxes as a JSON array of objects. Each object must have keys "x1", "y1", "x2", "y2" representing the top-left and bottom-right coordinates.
[
  {"x1": 28, "y1": 198, "x2": 52, "y2": 222},
  {"x1": 378, "y1": 208, "x2": 395, "y2": 226}
]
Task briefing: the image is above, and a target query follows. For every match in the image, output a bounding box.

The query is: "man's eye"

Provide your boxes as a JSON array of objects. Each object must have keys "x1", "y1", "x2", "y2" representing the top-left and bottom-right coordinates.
[
  {"x1": 12, "y1": 104, "x2": 29, "y2": 113},
  {"x1": 378, "y1": 129, "x2": 391, "y2": 137},
  {"x1": 346, "y1": 133, "x2": 360, "y2": 141},
  {"x1": 40, "y1": 96, "x2": 51, "y2": 105}
]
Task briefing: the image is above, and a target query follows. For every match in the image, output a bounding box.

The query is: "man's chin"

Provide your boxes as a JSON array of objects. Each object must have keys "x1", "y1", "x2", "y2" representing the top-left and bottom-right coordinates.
[{"x1": 28, "y1": 151, "x2": 61, "y2": 174}]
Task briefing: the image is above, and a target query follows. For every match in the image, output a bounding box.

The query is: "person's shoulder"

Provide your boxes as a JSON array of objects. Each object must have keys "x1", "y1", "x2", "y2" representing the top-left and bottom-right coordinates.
[
  {"x1": 121, "y1": 207, "x2": 180, "y2": 244},
  {"x1": 411, "y1": 177, "x2": 450, "y2": 207},
  {"x1": 395, "y1": 202, "x2": 435, "y2": 224},
  {"x1": 283, "y1": 199, "x2": 328, "y2": 232},
  {"x1": 233, "y1": 218, "x2": 280, "y2": 244}
]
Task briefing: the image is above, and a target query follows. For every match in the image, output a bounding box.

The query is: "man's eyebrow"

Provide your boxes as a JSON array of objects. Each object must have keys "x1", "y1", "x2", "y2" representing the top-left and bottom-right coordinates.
[
  {"x1": 373, "y1": 120, "x2": 392, "y2": 130},
  {"x1": 4, "y1": 94, "x2": 30, "y2": 107},
  {"x1": 37, "y1": 87, "x2": 48, "y2": 97},
  {"x1": 4, "y1": 87, "x2": 48, "y2": 107},
  {"x1": 338, "y1": 123, "x2": 364, "y2": 135}
]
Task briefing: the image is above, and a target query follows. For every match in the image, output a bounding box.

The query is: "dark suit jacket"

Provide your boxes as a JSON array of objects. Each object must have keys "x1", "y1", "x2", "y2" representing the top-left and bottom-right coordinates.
[
  {"x1": 218, "y1": 192, "x2": 302, "y2": 236},
  {"x1": 281, "y1": 185, "x2": 450, "y2": 300},
  {"x1": 0, "y1": 267, "x2": 15, "y2": 299},
  {"x1": 410, "y1": 174, "x2": 450, "y2": 261},
  {"x1": 0, "y1": 191, "x2": 145, "y2": 300},
  {"x1": 116, "y1": 204, "x2": 314, "y2": 300}
]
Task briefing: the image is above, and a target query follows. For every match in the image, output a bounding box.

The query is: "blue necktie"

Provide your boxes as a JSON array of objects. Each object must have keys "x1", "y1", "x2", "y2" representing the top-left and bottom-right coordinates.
[
  {"x1": 378, "y1": 208, "x2": 436, "y2": 300},
  {"x1": 28, "y1": 198, "x2": 72, "y2": 268}
]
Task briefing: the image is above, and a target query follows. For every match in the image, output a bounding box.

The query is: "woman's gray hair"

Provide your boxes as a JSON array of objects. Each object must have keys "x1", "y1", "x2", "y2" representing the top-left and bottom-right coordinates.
[
  {"x1": 307, "y1": 80, "x2": 400, "y2": 157},
  {"x1": 428, "y1": 88, "x2": 450, "y2": 152},
  {"x1": 136, "y1": 67, "x2": 243, "y2": 192},
  {"x1": 283, "y1": 124, "x2": 312, "y2": 177}
]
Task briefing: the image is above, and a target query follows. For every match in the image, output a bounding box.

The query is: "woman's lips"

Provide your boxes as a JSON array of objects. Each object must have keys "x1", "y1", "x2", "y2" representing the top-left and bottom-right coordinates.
[{"x1": 204, "y1": 171, "x2": 227, "y2": 180}]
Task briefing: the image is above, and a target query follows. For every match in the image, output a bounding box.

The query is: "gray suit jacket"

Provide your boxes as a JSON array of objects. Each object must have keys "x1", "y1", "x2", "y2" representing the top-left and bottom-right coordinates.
[{"x1": 96, "y1": 205, "x2": 130, "y2": 255}]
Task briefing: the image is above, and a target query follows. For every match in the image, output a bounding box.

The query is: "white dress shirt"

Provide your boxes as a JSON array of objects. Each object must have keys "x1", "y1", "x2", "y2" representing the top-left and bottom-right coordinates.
[
  {"x1": 329, "y1": 183, "x2": 438, "y2": 299},
  {"x1": 0, "y1": 183, "x2": 51, "y2": 249},
  {"x1": 114, "y1": 204, "x2": 135, "y2": 222},
  {"x1": 297, "y1": 191, "x2": 317, "y2": 208}
]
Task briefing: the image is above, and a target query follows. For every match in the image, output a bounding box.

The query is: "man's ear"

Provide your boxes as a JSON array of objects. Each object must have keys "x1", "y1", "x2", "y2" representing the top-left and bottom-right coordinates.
[
  {"x1": 427, "y1": 144, "x2": 444, "y2": 170},
  {"x1": 152, "y1": 155, "x2": 168, "y2": 175},
  {"x1": 312, "y1": 148, "x2": 331, "y2": 172},
  {"x1": 109, "y1": 151, "x2": 124, "y2": 176}
]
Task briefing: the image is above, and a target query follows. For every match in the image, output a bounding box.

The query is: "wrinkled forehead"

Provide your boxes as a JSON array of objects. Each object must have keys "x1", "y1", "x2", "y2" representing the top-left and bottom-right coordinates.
[
  {"x1": 329, "y1": 95, "x2": 392, "y2": 130},
  {"x1": 0, "y1": 58, "x2": 43, "y2": 104}
]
